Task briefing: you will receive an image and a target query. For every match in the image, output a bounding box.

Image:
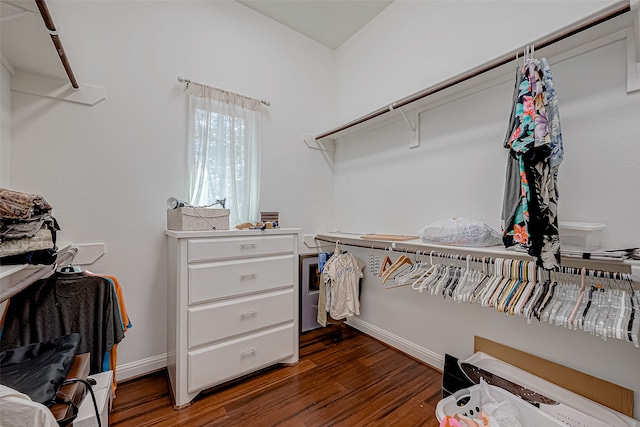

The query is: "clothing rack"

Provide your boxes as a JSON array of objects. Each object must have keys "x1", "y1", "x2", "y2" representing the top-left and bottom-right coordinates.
[
  {"x1": 313, "y1": 236, "x2": 637, "y2": 283},
  {"x1": 0, "y1": 246, "x2": 77, "y2": 303},
  {"x1": 315, "y1": 1, "x2": 631, "y2": 142},
  {"x1": 316, "y1": 236, "x2": 639, "y2": 348}
]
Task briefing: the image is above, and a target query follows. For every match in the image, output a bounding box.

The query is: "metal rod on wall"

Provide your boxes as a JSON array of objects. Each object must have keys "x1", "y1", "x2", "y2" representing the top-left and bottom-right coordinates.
[
  {"x1": 177, "y1": 76, "x2": 271, "y2": 106},
  {"x1": 314, "y1": 236, "x2": 636, "y2": 281},
  {"x1": 315, "y1": 2, "x2": 631, "y2": 142},
  {"x1": 35, "y1": 0, "x2": 79, "y2": 89}
]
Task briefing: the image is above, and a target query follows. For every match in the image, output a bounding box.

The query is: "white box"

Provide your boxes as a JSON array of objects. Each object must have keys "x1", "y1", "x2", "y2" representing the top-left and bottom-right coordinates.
[
  {"x1": 558, "y1": 221, "x2": 605, "y2": 251},
  {"x1": 74, "y1": 371, "x2": 113, "y2": 427},
  {"x1": 167, "y1": 208, "x2": 230, "y2": 231}
]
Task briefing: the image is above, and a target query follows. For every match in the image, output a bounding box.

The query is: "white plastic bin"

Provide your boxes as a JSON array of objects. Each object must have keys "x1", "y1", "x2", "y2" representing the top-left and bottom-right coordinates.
[
  {"x1": 436, "y1": 383, "x2": 565, "y2": 426},
  {"x1": 558, "y1": 221, "x2": 605, "y2": 251}
]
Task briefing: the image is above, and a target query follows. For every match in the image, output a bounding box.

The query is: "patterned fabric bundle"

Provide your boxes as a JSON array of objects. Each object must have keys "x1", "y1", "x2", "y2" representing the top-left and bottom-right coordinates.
[
  {"x1": 0, "y1": 188, "x2": 52, "y2": 220},
  {"x1": 0, "y1": 188, "x2": 59, "y2": 265},
  {"x1": 501, "y1": 58, "x2": 563, "y2": 270}
]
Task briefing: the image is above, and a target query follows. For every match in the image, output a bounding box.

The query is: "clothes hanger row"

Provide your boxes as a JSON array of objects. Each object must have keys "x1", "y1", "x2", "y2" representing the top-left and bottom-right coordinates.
[
  {"x1": 403, "y1": 254, "x2": 639, "y2": 348},
  {"x1": 315, "y1": 237, "x2": 637, "y2": 289},
  {"x1": 347, "y1": 238, "x2": 639, "y2": 347}
]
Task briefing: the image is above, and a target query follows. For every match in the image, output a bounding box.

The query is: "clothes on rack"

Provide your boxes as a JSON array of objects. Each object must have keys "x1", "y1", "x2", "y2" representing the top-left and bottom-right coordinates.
[
  {"x1": 501, "y1": 57, "x2": 562, "y2": 270},
  {"x1": 0, "y1": 188, "x2": 60, "y2": 266},
  {"x1": 87, "y1": 273, "x2": 132, "y2": 396},
  {"x1": 317, "y1": 250, "x2": 364, "y2": 325},
  {"x1": 0, "y1": 271, "x2": 130, "y2": 394},
  {"x1": 409, "y1": 254, "x2": 639, "y2": 348}
]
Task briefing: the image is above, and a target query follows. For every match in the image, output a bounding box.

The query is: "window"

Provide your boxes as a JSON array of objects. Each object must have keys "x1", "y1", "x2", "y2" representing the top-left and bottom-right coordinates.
[{"x1": 187, "y1": 86, "x2": 262, "y2": 226}]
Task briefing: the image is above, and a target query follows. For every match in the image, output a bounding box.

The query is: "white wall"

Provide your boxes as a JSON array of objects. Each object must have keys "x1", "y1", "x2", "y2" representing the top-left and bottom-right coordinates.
[
  {"x1": 332, "y1": 1, "x2": 640, "y2": 420},
  {"x1": 334, "y1": 0, "x2": 621, "y2": 125},
  {"x1": 8, "y1": 0, "x2": 335, "y2": 378},
  {"x1": 5, "y1": 0, "x2": 639, "y2": 418},
  {"x1": 1, "y1": 63, "x2": 10, "y2": 186}
]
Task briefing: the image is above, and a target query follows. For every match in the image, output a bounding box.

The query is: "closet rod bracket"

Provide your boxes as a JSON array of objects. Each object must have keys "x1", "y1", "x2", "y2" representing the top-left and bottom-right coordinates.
[
  {"x1": 304, "y1": 133, "x2": 335, "y2": 153},
  {"x1": 389, "y1": 104, "x2": 420, "y2": 148}
]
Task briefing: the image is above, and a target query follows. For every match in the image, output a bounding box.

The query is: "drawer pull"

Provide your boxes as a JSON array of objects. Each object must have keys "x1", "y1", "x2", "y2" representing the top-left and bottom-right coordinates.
[
  {"x1": 240, "y1": 310, "x2": 257, "y2": 318},
  {"x1": 240, "y1": 349, "x2": 256, "y2": 358},
  {"x1": 240, "y1": 273, "x2": 257, "y2": 280},
  {"x1": 240, "y1": 243, "x2": 258, "y2": 249}
]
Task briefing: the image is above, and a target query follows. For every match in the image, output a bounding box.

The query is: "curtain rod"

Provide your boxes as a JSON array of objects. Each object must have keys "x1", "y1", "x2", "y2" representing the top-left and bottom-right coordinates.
[
  {"x1": 35, "y1": 0, "x2": 79, "y2": 89},
  {"x1": 177, "y1": 76, "x2": 271, "y2": 106},
  {"x1": 314, "y1": 236, "x2": 636, "y2": 281},
  {"x1": 316, "y1": 2, "x2": 631, "y2": 142}
]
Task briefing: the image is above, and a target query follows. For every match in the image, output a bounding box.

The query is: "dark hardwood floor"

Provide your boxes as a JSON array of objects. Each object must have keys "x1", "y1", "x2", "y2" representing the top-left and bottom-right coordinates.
[{"x1": 110, "y1": 325, "x2": 443, "y2": 426}]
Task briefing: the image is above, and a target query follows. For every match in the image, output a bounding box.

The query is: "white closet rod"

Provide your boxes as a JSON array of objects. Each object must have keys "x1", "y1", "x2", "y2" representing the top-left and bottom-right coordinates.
[{"x1": 315, "y1": 1, "x2": 631, "y2": 142}]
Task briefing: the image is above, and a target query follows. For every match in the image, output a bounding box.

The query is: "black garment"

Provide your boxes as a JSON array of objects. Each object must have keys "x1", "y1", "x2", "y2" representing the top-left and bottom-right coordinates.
[
  {"x1": 1, "y1": 273, "x2": 124, "y2": 374},
  {"x1": 0, "y1": 248, "x2": 57, "y2": 265},
  {"x1": 501, "y1": 67, "x2": 524, "y2": 248},
  {"x1": 0, "y1": 333, "x2": 81, "y2": 406}
]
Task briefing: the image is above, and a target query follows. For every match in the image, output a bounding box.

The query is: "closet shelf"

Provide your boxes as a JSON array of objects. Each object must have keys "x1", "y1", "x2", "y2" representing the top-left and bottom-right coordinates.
[
  {"x1": 0, "y1": 242, "x2": 72, "y2": 280},
  {"x1": 315, "y1": 232, "x2": 640, "y2": 274},
  {"x1": 312, "y1": 1, "x2": 631, "y2": 144}
]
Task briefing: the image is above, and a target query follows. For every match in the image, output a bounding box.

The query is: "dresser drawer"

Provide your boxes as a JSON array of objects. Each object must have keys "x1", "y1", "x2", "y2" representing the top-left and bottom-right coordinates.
[
  {"x1": 188, "y1": 288, "x2": 294, "y2": 348},
  {"x1": 188, "y1": 235, "x2": 295, "y2": 262},
  {"x1": 189, "y1": 255, "x2": 294, "y2": 305},
  {"x1": 187, "y1": 323, "x2": 294, "y2": 393}
]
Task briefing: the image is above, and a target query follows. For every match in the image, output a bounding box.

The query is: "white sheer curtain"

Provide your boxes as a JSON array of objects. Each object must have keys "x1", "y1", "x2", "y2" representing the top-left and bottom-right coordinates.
[{"x1": 187, "y1": 85, "x2": 262, "y2": 226}]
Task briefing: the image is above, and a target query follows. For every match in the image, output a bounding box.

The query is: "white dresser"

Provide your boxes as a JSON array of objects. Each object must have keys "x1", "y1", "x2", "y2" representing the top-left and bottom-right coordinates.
[{"x1": 165, "y1": 228, "x2": 301, "y2": 408}]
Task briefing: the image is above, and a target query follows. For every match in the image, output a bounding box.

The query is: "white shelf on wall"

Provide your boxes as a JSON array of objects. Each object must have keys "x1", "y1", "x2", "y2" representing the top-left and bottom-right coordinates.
[
  {"x1": 315, "y1": 232, "x2": 640, "y2": 276},
  {"x1": 0, "y1": 242, "x2": 72, "y2": 280},
  {"x1": 307, "y1": 2, "x2": 636, "y2": 147},
  {"x1": 0, "y1": 242, "x2": 106, "y2": 302}
]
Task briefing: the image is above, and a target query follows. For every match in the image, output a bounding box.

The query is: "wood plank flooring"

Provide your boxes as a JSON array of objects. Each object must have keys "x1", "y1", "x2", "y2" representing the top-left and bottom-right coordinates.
[{"x1": 110, "y1": 325, "x2": 443, "y2": 426}]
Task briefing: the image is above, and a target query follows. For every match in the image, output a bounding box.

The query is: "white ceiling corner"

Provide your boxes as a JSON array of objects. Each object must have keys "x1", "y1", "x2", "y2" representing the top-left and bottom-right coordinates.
[{"x1": 237, "y1": 0, "x2": 394, "y2": 50}]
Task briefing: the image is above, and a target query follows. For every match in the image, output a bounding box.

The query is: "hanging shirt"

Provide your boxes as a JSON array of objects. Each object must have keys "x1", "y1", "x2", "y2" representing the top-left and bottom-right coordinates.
[
  {"x1": 323, "y1": 252, "x2": 365, "y2": 320},
  {"x1": 0, "y1": 273, "x2": 125, "y2": 375}
]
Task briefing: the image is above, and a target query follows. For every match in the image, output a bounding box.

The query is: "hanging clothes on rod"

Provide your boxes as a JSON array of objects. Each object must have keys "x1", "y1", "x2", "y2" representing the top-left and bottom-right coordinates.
[
  {"x1": 501, "y1": 46, "x2": 563, "y2": 270},
  {"x1": 316, "y1": 240, "x2": 364, "y2": 327},
  {"x1": 0, "y1": 267, "x2": 131, "y2": 394},
  {"x1": 313, "y1": 236, "x2": 639, "y2": 347}
]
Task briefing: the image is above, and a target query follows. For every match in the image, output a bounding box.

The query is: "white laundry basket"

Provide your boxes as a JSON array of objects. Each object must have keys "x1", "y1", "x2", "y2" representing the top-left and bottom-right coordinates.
[{"x1": 436, "y1": 384, "x2": 565, "y2": 426}]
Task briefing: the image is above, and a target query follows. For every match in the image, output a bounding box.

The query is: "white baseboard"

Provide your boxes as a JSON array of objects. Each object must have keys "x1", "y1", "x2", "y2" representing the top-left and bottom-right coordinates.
[
  {"x1": 115, "y1": 321, "x2": 442, "y2": 382},
  {"x1": 346, "y1": 317, "x2": 445, "y2": 371},
  {"x1": 116, "y1": 353, "x2": 167, "y2": 382}
]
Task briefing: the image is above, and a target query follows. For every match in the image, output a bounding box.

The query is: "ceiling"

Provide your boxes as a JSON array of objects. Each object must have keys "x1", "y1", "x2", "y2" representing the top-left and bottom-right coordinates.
[{"x1": 237, "y1": 0, "x2": 394, "y2": 50}]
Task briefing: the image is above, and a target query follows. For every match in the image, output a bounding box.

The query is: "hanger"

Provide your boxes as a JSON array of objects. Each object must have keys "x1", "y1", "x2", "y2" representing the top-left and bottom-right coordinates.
[
  {"x1": 566, "y1": 268, "x2": 586, "y2": 329},
  {"x1": 393, "y1": 251, "x2": 426, "y2": 287},
  {"x1": 379, "y1": 255, "x2": 393, "y2": 277},
  {"x1": 57, "y1": 249, "x2": 84, "y2": 274},
  {"x1": 381, "y1": 253, "x2": 412, "y2": 285},
  {"x1": 412, "y1": 251, "x2": 437, "y2": 292},
  {"x1": 468, "y1": 257, "x2": 491, "y2": 304}
]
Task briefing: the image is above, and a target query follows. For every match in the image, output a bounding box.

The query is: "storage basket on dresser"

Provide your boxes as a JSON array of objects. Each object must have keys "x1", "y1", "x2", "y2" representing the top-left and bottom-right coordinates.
[{"x1": 165, "y1": 228, "x2": 301, "y2": 408}]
